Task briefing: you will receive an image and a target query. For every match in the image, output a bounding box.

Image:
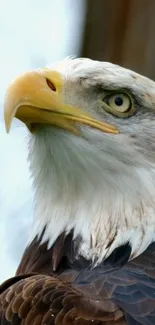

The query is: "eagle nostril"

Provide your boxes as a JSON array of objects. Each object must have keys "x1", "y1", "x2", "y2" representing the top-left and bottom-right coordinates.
[{"x1": 46, "y1": 78, "x2": 56, "y2": 92}]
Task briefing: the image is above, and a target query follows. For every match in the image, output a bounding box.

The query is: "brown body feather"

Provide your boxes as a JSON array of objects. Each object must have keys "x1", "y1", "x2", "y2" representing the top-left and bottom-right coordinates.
[
  {"x1": 0, "y1": 274, "x2": 125, "y2": 325},
  {"x1": 1, "y1": 232, "x2": 155, "y2": 325}
]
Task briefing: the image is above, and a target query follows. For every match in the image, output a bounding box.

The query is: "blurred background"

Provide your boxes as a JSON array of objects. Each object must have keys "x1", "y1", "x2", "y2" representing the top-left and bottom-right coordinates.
[{"x1": 0, "y1": 0, "x2": 155, "y2": 282}]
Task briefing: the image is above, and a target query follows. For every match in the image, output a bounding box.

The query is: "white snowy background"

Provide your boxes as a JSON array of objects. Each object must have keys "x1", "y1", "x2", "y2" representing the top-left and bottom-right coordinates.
[{"x1": 0, "y1": 0, "x2": 86, "y2": 283}]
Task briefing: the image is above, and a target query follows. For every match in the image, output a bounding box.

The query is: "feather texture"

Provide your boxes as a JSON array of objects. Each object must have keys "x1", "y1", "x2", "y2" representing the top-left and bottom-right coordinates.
[
  {"x1": 1, "y1": 233, "x2": 155, "y2": 324},
  {"x1": 0, "y1": 274, "x2": 125, "y2": 325}
]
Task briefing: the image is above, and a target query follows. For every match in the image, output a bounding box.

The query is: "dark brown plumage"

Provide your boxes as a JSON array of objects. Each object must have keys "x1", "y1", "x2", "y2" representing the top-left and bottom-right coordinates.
[
  {"x1": 0, "y1": 273, "x2": 125, "y2": 325},
  {"x1": 1, "y1": 231, "x2": 155, "y2": 325}
]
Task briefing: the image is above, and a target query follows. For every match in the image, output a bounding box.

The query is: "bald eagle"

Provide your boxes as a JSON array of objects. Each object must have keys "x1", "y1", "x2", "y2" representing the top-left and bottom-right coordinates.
[{"x1": 1, "y1": 58, "x2": 155, "y2": 325}]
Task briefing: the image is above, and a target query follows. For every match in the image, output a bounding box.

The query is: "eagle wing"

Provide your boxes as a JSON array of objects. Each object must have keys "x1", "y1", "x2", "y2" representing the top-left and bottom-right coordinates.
[
  {"x1": 0, "y1": 273, "x2": 125, "y2": 325},
  {"x1": 1, "y1": 233, "x2": 155, "y2": 325}
]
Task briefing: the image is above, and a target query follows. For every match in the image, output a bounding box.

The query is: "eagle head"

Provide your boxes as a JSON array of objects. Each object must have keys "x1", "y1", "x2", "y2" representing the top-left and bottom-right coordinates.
[{"x1": 4, "y1": 58, "x2": 155, "y2": 266}]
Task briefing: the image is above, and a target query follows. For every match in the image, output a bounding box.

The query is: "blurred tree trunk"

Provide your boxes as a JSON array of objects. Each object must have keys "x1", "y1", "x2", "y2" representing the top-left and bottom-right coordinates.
[{"x1": 81, "y1": 0, "x2": 155, "y2": 79}]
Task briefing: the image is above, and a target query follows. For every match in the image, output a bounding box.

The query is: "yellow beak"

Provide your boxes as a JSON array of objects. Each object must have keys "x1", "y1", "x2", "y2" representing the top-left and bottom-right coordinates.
[{"x1": 4, "y1": 68, "x2": 119, "y2": 135}]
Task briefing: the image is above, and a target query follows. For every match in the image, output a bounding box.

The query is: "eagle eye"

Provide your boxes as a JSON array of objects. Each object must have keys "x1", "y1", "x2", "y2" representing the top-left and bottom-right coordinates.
[{"x1": 102, "y1": 92, "x2": 134, "y2": 117}]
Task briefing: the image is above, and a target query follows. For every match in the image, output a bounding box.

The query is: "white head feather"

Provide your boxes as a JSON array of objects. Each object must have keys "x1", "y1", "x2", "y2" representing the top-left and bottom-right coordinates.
[{"x1": 17, "y1": 58, "x2": 155, "y2": 263}]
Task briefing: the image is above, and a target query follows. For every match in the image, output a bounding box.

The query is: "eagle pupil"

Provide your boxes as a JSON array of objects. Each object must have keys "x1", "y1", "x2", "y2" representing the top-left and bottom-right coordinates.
[{"x1": 115, "y1": 97, "x2": 123, "y2": 106}]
